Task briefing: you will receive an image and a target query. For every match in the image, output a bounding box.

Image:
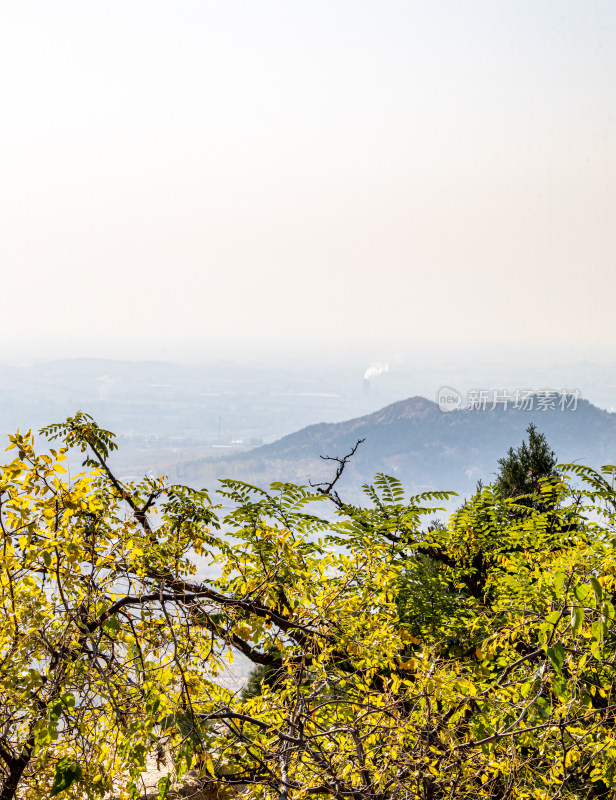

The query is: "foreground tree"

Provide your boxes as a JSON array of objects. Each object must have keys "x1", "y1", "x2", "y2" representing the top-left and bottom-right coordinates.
[
  {"x1": 0, "y1": 419, "x2": 223, "y2": 799},
  {"x1": 2, "y1": 414, "x2": 616, "y2": 799}
]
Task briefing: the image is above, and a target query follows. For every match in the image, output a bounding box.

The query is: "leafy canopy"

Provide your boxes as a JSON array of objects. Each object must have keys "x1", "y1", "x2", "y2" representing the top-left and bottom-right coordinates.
[{"x1": 1, "y1": 415, "x2": 616, "y2": 800}]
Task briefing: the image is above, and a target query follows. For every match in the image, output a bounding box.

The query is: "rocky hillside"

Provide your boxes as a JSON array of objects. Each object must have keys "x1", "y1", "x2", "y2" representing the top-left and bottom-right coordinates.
[{"x1": 170, "y1": 395, "x2": 616, "y2": 503}]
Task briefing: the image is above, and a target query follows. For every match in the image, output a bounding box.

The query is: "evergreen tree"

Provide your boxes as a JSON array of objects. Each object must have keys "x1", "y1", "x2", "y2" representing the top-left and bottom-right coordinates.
[{"x1": 495, "y1": 422, "x2": 558, "y2": 500}]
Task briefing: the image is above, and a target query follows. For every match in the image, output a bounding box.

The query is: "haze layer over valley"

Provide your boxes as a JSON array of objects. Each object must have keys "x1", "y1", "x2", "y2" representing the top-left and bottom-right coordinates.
[{"x1": 2, "y1": 355, "x2": 615, "y2": 505}]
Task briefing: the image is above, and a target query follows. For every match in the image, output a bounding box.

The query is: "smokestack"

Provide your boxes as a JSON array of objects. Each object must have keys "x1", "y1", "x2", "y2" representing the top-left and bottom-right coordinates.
[
  {"x1": 363, "y1": 363, "x2": 389, "y2": 383},
  {"x1": 364, "y1": 364, "x2": 389, "y2": 392}
]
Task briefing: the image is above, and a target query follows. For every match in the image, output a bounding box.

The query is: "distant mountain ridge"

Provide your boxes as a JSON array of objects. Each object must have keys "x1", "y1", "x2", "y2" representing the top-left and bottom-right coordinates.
[{"x1": 171, "y1": 395, "x2": 616, "y2": 502}]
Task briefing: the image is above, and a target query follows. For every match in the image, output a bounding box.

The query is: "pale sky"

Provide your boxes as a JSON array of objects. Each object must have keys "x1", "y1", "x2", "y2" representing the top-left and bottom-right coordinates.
[{"x1": 1, "y1": 1, "x2": 615, "y2": 361}]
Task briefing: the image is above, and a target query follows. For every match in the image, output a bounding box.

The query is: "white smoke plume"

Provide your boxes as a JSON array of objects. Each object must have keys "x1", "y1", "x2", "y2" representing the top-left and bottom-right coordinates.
[{"x1": 363, "y1": 363, "x2": 390, "y2": 381}]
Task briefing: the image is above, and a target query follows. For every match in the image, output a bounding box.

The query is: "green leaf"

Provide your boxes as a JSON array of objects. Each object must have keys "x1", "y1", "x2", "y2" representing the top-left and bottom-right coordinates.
[
  {"x1": 48, "y1": 700, "x2": 63, "y2": 726},
  {"x1": 50, "y1": 758, "x2": 83, "y2": 796},
  {"x1": 574, "y1": 584, "x2": 592, "y2": 606},
  {"x1": 602, "y1": 601, "x2": 615, "y2": 624},
  {"x1": 547, "y1": 643, "x2": 565, "y2": 674},
  {"x1": 554, "y1": 571, "x2": 565, "y2": 594},
  {"x1": 35, "y1": 724, "x2": 53, "y2": 746},
  {"x1": 592, "y1": 619, "x2": 607, "y2": 641},
  {"x1": 590, "y1": 576, "x2": 603, "y2": 605},
  {"x1": 571, "y1": 605, "x2": 584, "y2": 636},
  {"x1": 591, "y1": 619, "x2": 606, "y2": 657},
  {"x1": 157, "y1": 775, "x2": 171, "y2": 799}
]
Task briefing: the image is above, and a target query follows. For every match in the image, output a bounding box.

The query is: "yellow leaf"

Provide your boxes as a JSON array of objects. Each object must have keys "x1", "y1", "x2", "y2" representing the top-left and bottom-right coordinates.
[{"x1": 201, "y1": 754, "x2": 215, "y2": 778}]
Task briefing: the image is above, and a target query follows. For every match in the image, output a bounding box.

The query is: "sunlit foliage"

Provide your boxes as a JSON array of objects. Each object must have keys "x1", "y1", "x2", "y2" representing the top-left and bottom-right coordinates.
[{"x1": 1, "y1": 414, "x2": 616, "y2": 799}]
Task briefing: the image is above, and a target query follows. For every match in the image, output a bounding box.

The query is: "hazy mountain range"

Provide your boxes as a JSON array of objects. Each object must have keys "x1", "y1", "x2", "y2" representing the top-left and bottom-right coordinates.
[
  {"x1": 171, "y1": 395, "x2": 616, "y2": 506},
  {"x1": 2, "y1": 359, "x2": 616, "y2": 510}
]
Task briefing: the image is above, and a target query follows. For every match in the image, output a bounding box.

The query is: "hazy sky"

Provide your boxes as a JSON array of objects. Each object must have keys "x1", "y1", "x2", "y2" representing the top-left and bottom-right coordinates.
[{"x1": 1, "y1": 1, "x2": 615, "y2": 361}]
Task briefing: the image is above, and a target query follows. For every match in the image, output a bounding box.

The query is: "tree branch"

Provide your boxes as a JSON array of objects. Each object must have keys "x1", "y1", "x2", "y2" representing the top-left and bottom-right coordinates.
[{"x1": 310, "y1": 439, "x2": 365, "y2": 508}]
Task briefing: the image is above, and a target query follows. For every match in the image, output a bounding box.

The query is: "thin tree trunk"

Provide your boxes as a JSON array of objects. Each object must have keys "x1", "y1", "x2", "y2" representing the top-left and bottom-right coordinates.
[{"x1": 0, "y1": 739, "x2": 34, "y2": 800}]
